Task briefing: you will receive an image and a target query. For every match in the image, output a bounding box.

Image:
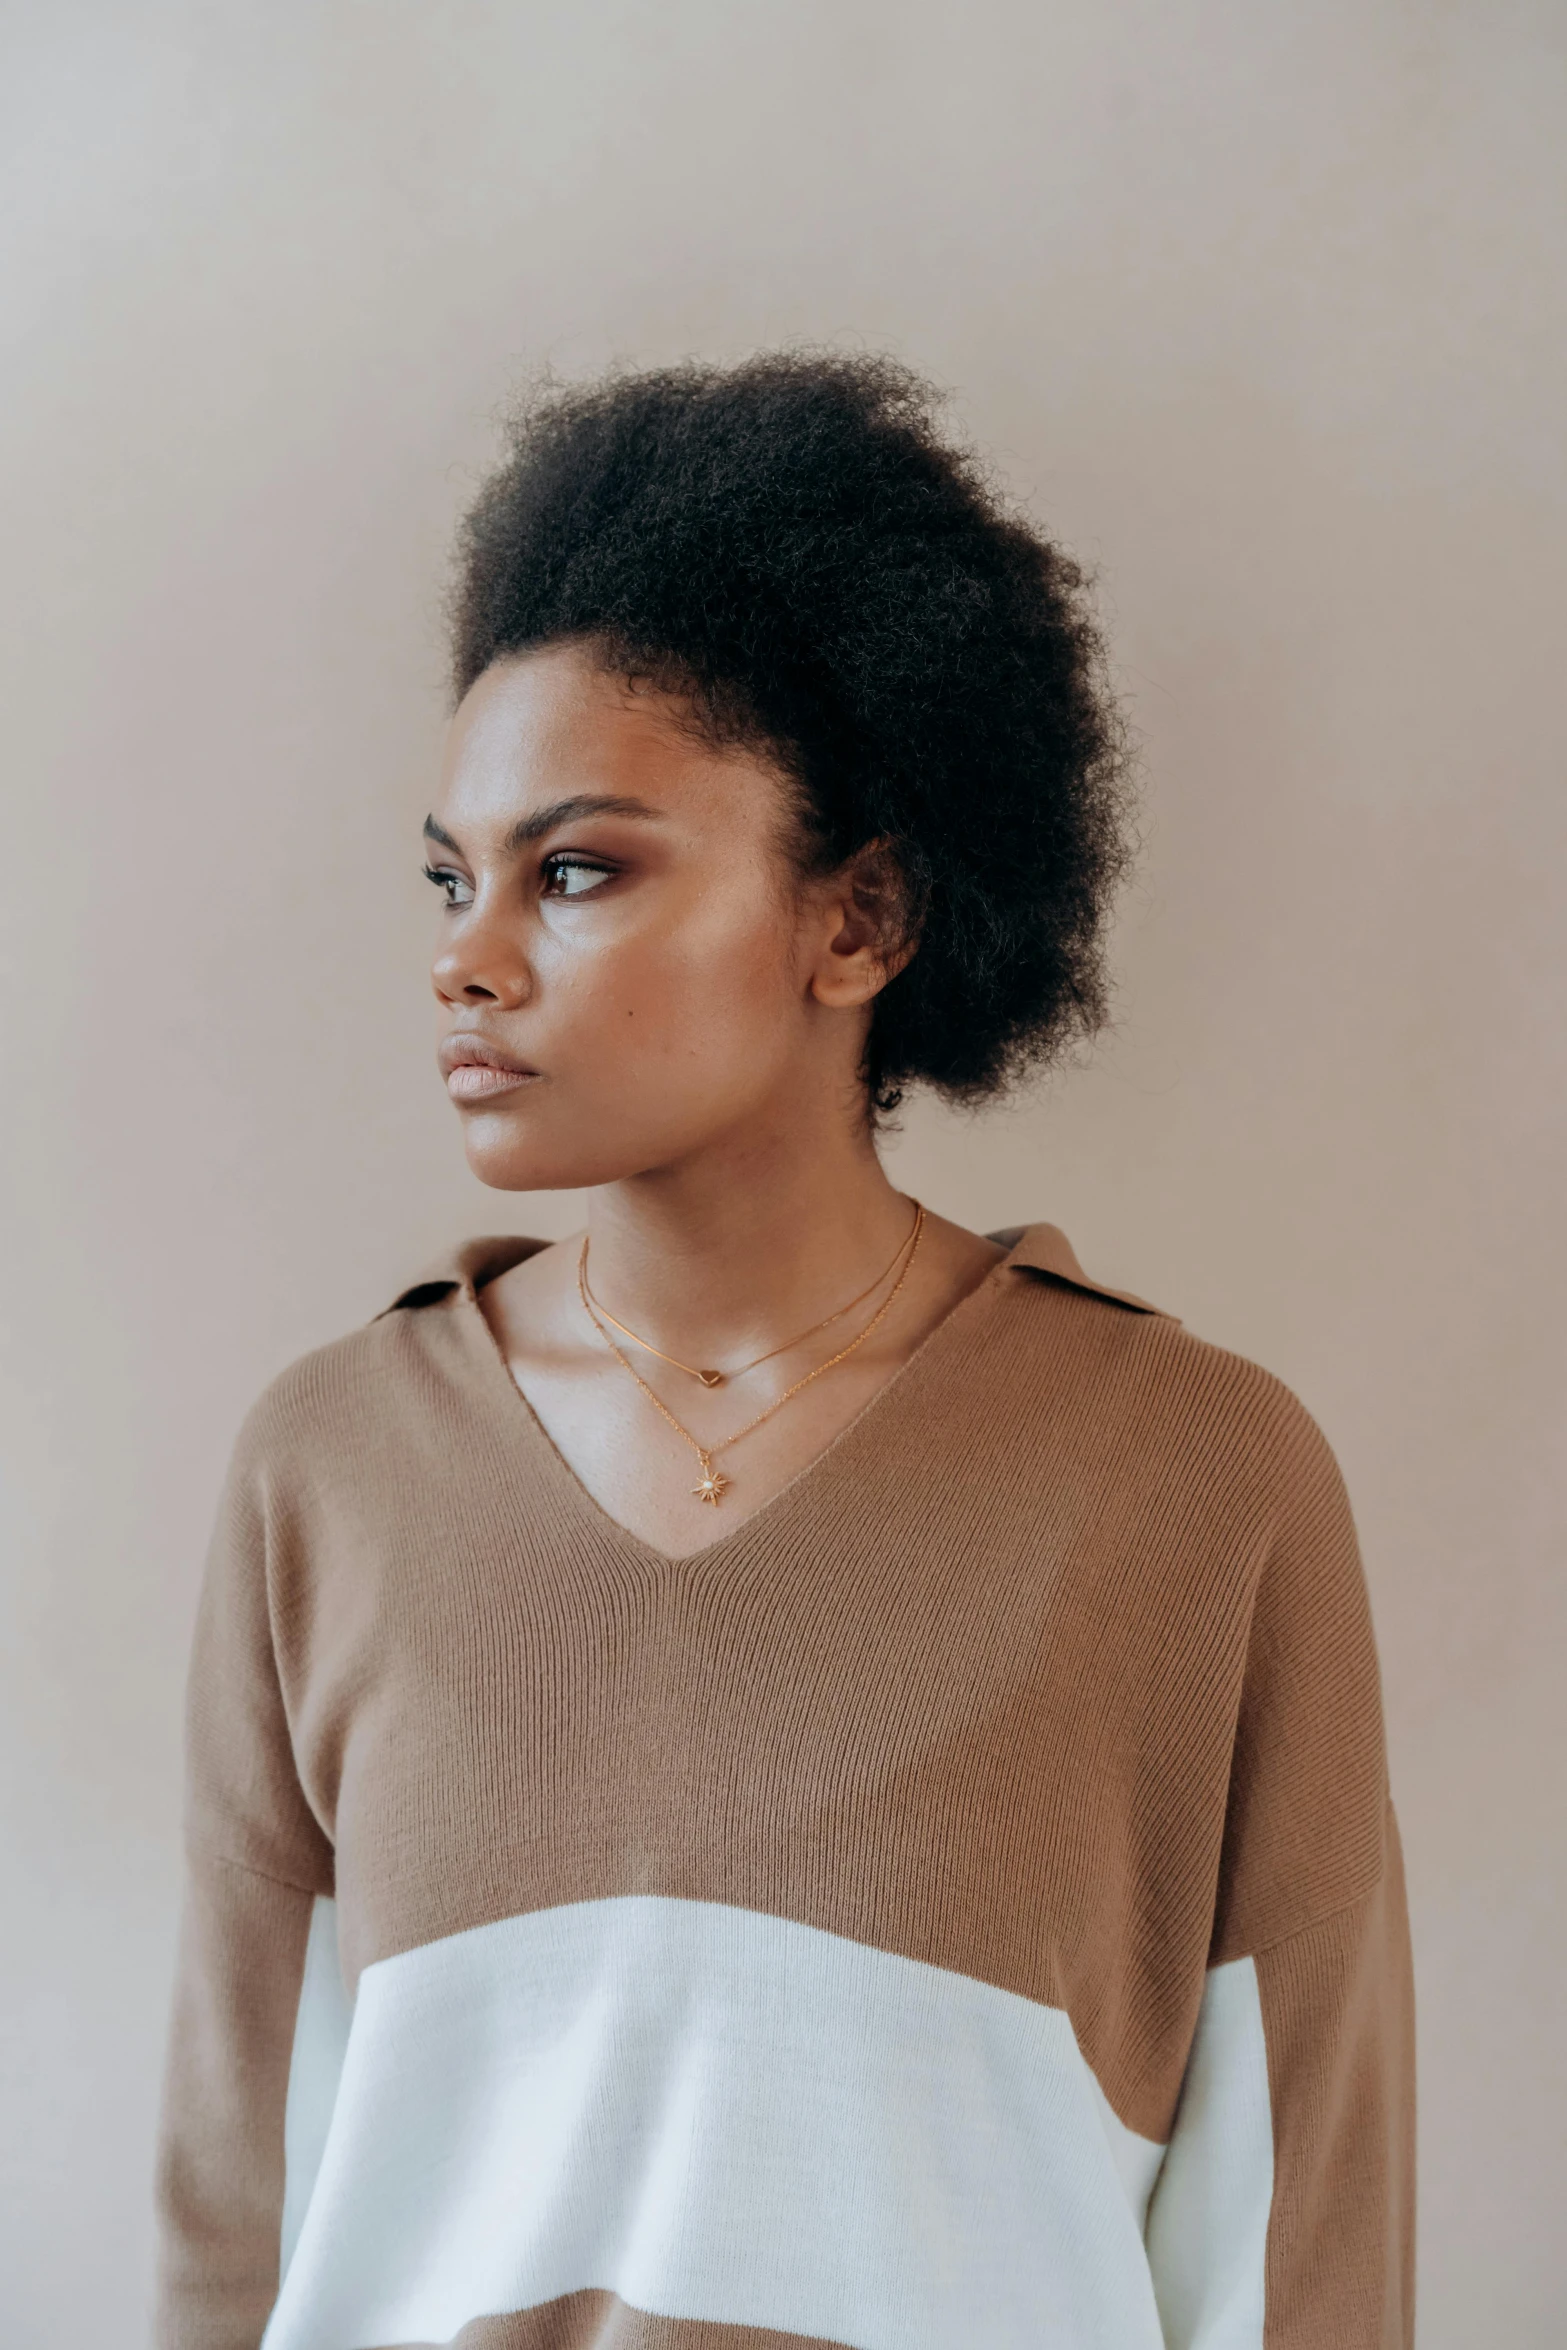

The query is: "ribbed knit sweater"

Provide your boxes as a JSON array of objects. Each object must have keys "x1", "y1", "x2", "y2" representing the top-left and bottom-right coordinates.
[{"x1": 154, "y1": 1222, "x2": 1415, "y2": 2350}]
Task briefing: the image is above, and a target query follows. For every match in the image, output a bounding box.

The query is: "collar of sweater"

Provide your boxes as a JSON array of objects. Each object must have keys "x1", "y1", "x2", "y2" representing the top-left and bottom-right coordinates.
[{"x1": 381, "y1": 1220, "x2": 1172, "y2": 1324}]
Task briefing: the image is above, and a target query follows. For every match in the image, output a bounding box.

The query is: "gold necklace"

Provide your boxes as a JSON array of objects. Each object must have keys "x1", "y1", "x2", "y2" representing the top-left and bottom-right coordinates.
[
  {"x1": 580, "y1": 1199, "x2": 922, "y2": 1387},
  {"x1": 576, "y1": 1201, "x2": 927, "y2": 1506}
]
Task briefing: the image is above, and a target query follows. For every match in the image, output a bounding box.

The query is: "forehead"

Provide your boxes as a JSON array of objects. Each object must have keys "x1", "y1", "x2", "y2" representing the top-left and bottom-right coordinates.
[{"x1": 435, "y1": 643, "x2": 786, "y2": 836}]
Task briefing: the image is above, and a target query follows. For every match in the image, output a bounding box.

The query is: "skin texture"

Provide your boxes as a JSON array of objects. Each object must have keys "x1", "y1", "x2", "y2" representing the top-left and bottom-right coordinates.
[{"x1": 428, "y1": 641, "x2": 1002, "y2": 1559}]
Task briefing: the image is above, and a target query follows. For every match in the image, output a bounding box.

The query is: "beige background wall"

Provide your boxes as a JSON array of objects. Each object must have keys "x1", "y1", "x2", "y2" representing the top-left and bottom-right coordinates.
[{"x1": 2, "y1": 2, "x2": 1563, "y2": 2340}]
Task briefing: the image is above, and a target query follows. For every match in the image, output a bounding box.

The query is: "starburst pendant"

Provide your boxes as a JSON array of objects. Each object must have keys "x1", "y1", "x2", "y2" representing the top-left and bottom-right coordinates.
[{"x1": 692, "y1": 1463, "x2": 730, "y2": 1506}]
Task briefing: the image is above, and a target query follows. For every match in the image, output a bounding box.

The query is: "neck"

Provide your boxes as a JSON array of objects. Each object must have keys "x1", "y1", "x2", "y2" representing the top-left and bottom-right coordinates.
[{"x1": 582, "y1": 1100, "x2": 914, "y2": 1359}]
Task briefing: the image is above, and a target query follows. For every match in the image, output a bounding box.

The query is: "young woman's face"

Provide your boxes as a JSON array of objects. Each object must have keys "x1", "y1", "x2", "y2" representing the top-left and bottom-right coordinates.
[{"x1": 426, "y1": 640, "x2": 877, "y2": 1192}]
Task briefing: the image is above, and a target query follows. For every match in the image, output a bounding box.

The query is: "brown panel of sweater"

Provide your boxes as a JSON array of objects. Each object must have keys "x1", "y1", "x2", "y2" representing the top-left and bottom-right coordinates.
[{"x1": 395, "y1": 2295, "x2": 850, "y2": 2349}]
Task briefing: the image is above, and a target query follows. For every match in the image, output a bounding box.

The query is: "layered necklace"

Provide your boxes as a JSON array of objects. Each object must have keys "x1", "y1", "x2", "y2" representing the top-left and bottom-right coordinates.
[{"x1": 576, "y1": 1199, "x2": 926, "y2": 1507}]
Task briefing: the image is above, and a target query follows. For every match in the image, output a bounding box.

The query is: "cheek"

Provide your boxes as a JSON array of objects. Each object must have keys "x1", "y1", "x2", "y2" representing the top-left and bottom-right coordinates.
[{"x1": 557, "y1": 890, "x2": 801, "y2": 1073}]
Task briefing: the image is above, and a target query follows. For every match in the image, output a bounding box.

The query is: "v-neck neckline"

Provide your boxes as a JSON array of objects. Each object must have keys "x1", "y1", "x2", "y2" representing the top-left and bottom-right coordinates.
[{"x1": 449, "y1": 1235, "x2": 1029, "y2": 1573}]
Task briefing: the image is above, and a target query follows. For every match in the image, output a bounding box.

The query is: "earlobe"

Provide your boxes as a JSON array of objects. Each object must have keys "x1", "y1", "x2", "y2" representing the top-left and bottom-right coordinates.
[{"x1": 811, "y1": 963, "x2": 883, "y2": 1011}]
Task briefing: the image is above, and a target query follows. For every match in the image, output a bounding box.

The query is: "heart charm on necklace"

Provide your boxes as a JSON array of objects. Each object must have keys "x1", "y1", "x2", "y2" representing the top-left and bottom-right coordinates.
[{"x1": 697, "y1": 1370, "x2": 724, "y2": 1387}]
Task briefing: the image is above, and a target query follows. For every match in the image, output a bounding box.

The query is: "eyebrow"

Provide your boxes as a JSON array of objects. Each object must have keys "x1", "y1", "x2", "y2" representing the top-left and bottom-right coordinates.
[{"x1": 422, "y1": 796, "x2": 664, "y2": 856}]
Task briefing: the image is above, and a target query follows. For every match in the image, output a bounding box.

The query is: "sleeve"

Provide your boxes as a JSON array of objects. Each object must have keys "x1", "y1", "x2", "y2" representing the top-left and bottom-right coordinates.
[
  {"x1": 1143, "y1": 1402, "x2": 1416, "y2": 2350},
  {"x1": 153, "y1": 1407, "x2": 336, "y2": 2350}
]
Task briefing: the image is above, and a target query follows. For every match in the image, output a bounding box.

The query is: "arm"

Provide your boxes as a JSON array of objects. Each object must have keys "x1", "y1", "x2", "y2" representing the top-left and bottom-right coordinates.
[
  {"x1": 1145, "y1": 1406, "x2": 1416, "y2": 2348},
  {"x1": 154, "y1": 1407, "x2": 336, "y2": 2350}
]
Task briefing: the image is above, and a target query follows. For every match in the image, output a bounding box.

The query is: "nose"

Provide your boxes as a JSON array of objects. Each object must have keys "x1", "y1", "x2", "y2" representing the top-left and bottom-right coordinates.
[{"x1": 432, "y1": 901, "x2": 535, "y2": 1011}]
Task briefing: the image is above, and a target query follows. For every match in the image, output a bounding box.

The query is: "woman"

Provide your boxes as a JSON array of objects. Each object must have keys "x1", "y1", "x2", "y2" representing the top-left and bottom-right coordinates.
[{"x1": 155, "y1": 355, "x2": 1414, "y2": 2350}]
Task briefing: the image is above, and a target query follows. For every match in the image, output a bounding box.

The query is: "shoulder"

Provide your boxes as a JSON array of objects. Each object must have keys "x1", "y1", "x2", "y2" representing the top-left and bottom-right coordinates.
[
  {"x1": 1001, "y1": 1232, "x2": 1383, "y2": 1831},
  {"x1": 224, "y1": 1232, "x2": 545, "y2": 1493},
  {"x1": 994, "y1": 1222, "x2": 1349, "y2": 1531}
]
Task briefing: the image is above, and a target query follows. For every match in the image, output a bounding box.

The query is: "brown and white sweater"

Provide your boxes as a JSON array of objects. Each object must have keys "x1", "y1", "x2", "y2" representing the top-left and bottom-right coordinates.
[{"x1": 154, "y1": 1223, "x2": 1415, "y2": 2350}]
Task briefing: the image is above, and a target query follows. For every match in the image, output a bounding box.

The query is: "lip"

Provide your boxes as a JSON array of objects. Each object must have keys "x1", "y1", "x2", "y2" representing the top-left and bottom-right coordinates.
[{"x1": 439, "y1": 1032, "x2": 540, "y2": 1102}]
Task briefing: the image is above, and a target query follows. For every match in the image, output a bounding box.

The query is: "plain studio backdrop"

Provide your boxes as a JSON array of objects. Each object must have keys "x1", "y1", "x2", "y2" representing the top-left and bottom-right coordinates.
[{"x1": 2, "y1": 1, "x2": 1563, "y2": 2340}]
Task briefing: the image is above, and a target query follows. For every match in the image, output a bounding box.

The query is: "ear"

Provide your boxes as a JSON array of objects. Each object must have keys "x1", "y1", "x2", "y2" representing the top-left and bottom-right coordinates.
[{"x1": 807, "y1": 839, "x2": 920, "y2": 1010}]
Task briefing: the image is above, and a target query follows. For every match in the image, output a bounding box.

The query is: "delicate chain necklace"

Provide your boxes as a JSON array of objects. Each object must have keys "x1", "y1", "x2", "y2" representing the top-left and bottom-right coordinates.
[
  {"x1": 580, "y1": 1202, "x2": 922, "y2": 1387},
  {"x1": 575, "y1": 1201, "x2": 927, "y2": 1507}
]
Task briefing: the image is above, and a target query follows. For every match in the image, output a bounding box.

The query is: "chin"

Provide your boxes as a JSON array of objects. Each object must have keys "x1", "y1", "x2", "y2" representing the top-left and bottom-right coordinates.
[{"x1": 458, "y1": 1108, "x2": 669, "y2": 1195}]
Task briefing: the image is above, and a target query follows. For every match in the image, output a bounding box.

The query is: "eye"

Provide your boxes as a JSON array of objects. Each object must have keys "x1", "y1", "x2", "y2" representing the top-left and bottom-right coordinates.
[
  {"x1": 541, "y1": 854, "x2": 616, "y2": 899},
  {"x1": 422, "y1": 864, "x2": 474, "y2": 909}
]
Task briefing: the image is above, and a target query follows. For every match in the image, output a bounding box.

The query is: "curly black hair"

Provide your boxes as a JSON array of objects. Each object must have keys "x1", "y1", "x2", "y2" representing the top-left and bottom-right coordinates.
[{"x1": 450, "y1": 352, "x2": 1130, "y2": 1116}]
